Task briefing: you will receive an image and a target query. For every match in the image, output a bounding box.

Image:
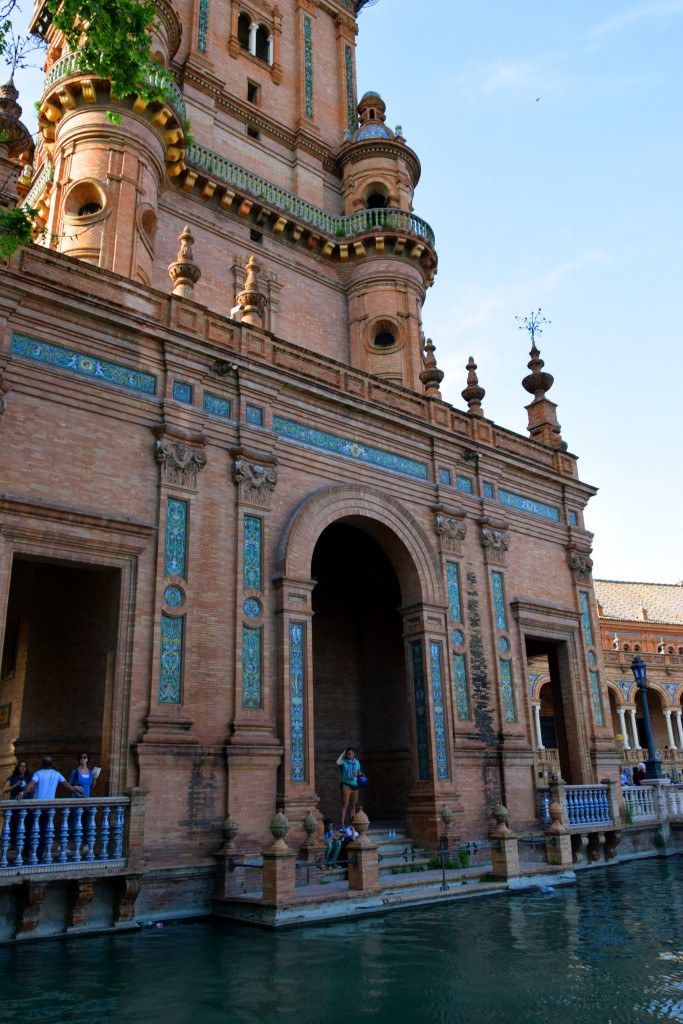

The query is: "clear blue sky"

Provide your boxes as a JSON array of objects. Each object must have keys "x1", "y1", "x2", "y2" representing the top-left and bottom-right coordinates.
[{"x1": 8, "y1": 1, "x2": 682, "y2": 583}]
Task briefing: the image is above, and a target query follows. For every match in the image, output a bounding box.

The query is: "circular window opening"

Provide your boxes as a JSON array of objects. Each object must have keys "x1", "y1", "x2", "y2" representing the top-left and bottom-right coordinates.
[
  {"x1": 367, "y1": 192, "x2": 387, "y2": 209},
  {"x1": 374, "y1": 330, "x2": 395, "y2": 348},
  {"x1": 78, "y1": 202, "x2": 102, "y2": 217}
]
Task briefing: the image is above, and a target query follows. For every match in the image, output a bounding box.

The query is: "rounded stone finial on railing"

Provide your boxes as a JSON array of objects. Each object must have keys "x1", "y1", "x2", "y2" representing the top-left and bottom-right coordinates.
[
  {"x1": 221, "y1": 815, "x2": 239, "y2": 847},
  {"x1": 351, "y1": 806, "x2": 370, "y2": 841},
  {"x1": 270, "y1": 810, "x2": 289, "y2": 845},
  {"x1": 303, "y1": 809, "x2": 317, "y2": 839},
  {"x1": 490, "y1": 802, "x2": 513, "y2": 837},
  {"x1": 546, "y1": 799, "x2": 567, "y2": 834},
  {"x1": 441, "y1": 806, "x2": 453, "y2": 829},
  {"x1": 461, "y1": 356, "x2": 486, "y2": 416}
]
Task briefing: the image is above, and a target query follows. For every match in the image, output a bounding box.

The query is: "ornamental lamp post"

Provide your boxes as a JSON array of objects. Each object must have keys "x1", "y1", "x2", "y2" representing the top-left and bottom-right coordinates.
[{"x1": 630, "y1": 655, "x2": 663, "y2": 780}]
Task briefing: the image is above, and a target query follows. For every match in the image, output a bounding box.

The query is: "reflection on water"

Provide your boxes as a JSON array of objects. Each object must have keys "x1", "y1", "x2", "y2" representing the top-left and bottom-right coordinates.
[{"x1": 3, "y1": 859, "x2": 683, "y2": 1024}]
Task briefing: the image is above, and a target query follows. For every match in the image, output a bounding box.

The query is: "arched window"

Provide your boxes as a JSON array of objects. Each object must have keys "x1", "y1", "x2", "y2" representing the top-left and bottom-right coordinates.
[
  {"x1": 238, "y1": 13, "x2": 250, "y2": 50},
  {"x1": 255, "y1": 24, "x2": 270, "y2": 61}
]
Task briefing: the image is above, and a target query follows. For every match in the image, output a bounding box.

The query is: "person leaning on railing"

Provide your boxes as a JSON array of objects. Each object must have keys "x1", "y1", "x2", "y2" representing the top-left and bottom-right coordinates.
[{"x1": 17, "y1": 756, "x2": 83, "y2": 861}]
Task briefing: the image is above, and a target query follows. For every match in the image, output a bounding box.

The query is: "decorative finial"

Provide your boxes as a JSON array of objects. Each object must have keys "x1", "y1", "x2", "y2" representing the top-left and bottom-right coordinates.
[
  {"x1": 461, "y1": 355, "x2": 485, "y2": 416},
  {"x1": 515, "y1": 308, "x2": 550, "y2": 346},
  {"x1": 168, "y1": 226, "x2": 201, "y2": 297},
  {"x1": 517, "y1": 311, "x2": 565, "y2": 448},
  {"x1": 419, "y1": 338, "x2": 444, "y2": 399},
  {"x1": 236, "y1": 255, "x2": 268, "y2": 326}
]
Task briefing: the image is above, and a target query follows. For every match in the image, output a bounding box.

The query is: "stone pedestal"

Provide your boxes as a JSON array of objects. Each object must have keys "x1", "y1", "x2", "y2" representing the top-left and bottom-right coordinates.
[
  {"x1": 299, "y1": 809, "x2": 324, "y2": 864},
  {"x1": 261, "y1": 811, "x2": 296, "y2": 906},
  {"x1": 544, "y1": 799, "x2": 573, "y2": 868},
  {"x1": 347, "y1": 808, "x2": 380, "y2": 892},
  {"x1": 488, "y1": 803, "x2": 520, "y2": 880}
]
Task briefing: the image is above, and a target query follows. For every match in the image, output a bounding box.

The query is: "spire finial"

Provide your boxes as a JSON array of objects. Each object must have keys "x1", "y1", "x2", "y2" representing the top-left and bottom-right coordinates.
[
  {"x1": 168, "y1": 226, "x2": 201, "y2": 297},
  {"x1": 419, "y1": 338, "x2": 444, "y2": 399},
  {"x1": 461, "y1": 356, "x2": 485, "y2": 416}
]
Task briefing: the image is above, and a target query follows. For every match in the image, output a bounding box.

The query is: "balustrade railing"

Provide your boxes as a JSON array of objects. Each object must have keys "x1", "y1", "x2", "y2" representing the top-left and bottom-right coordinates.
[
  {"x1": 622, "y1": 785, "x2": 657, "y2": 821},
  {"x1": 188, "y1": 141, "x2": 436, "y2": 247},
  {"x1": 41, "y1": 49, "x2": 186, "y2": 120},
  {"x1": 0, "y1": 796, "x2": 129, "y2": 875},
  {"x1": 21, "y1": 161, "x2": 54, "y2": 211},
  {"x1": 565, "y1": 785, "x2": 613, "y2": 827}
]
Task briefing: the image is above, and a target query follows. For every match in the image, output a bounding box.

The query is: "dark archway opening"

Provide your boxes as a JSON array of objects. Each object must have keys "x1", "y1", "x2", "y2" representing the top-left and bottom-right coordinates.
[
  {"x1": 526, "y1": 637, "x2": 575, "y2": 783},
  {"x1": 0, "y1": 558, "x2": 120, "y2": 788},
  {"x1": 311, "y1": 522, "x2": 410, "y2": 824}
]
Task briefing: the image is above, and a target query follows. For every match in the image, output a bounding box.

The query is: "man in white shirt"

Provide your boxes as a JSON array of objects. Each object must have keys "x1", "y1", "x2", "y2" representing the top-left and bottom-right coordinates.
[
  {"x1": 21, "y1": 757, "x2": 83, "y2": 800},
  {"x1": 19, "y1": 756, "x2": 83, "y2": 861}
]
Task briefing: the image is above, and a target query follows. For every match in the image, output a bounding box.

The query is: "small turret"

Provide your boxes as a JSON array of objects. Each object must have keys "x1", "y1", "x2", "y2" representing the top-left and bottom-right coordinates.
[{"x1": 0, "y1": 78, "x2": 34, "y2": 209}]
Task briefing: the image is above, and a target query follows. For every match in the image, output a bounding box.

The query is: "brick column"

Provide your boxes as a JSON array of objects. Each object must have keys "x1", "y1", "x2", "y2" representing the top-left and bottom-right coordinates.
[{"x1": 123, "y1": 787, "x2": 148, "y2": 871}]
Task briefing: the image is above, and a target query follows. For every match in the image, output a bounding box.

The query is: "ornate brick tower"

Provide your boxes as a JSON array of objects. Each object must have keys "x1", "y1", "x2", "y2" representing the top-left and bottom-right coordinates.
[{"x1": 25, "y1": 0, "x2": 437, "y2": 385}]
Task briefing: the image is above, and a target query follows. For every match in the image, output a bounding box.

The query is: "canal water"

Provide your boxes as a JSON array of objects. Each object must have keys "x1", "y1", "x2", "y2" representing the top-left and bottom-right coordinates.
[{"x1": 3, "y1": 858, "x2": 683, "y2": 1024}]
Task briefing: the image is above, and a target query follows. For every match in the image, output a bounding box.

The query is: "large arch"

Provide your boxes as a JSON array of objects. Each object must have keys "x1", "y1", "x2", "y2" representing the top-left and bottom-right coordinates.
[
  {"x1": 275, "y1": 484, "x2": 456, "y2": 846},
  {"x1": 277, "y1": 484, "x2": 445, "y2": 608}
]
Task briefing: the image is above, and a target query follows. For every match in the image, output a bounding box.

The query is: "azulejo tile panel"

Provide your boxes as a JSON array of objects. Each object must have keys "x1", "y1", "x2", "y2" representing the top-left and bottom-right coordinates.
[
  {"x1": 568, "y1": 510, "x2": 578, "y2": 525},
  {"x1": 491, "y1": 572, "x2": 508, "y2": 631},
  {"x1": 164, "y1": 499, "x2": 188, "y2": 579},
  {"x1": 411, "y1": 642, "x2": 430, "y2": 781},
  {"x1": 499, "y1": 657, "x2": 516, "y2": 723},
  {"x1": 456, "y1": 475, "x2": 473, "y2": 494},
  {"x1": 498, "y1": 488, "x2": 560, "y2": 522},
  {"x1": 163, "y1": 586, "x2": 185, "y2": 608},
  {"x1": 344, "y1": 45, "x2": 355, "y2": 131},
  {"x1": 453, "y1": 652, "x2": 470, "y2": 721},
  {"x1": 482, "y1": 482, "x2": 495, "y2": 499},
  {"x1": 172, "y1": 380, "x2": 193, "y2": 404},
  {"x1": 304, "y1": 15, "x2": 313, "y2": 119},
  {"x1": 589, "y1": 670, "x2": 604, "y2": 726},
  {"x1": 438, "y1": 467, "x2": 452, "y2": 486},
  {"x1": 578, "y1": 591, "x2": 594, "y2": 645},
  {"x1": 11, "y1": 334, "x2": 156, "y2": 395},
  {"x1": 203, "y1": 393, "x2": 231, "y2": 419},
  {"x1": 242, "y1": 626, "x2": 262, "y2": 708},
  {"x1": 446, "y1": 562, "x2": 463, "y2": 624},
  {"x1": 246, "y1": 404, "x2": 264, "y2": 427},
  {"x1": 243, "y1": 597, "x2": 262, "y2": 620},
  {"x1": 159, "y1": 614, "x2": 184, "y2": 704},
  {"x1": 273, "y1": 416, "x2": 428, "y2": 480},
  {"x1": 290, "y1": 623, "x2": 305, "y2": 782},
  {"x1": 243, "y1": 515, "x2": 262, "y2": 591},
  {"x1": 429, "y1": 641, "x2": 449, "y2": 780},
  {"x1": 197, "y1": 0, "x2": 208, "y2": 52}
]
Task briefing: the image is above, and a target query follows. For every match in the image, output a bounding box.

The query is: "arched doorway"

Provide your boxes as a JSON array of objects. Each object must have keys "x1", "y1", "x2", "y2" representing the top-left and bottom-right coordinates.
[{"x1": 311, "y1": 522, "x2": 410, "y2": 823}]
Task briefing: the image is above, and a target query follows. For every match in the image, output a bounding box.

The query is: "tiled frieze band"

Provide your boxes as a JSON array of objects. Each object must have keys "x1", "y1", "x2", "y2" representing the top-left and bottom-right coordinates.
[
  {"x1": 243, "y1": 515, "x2": 262, "y2": 591},
  {"x1": 241, "y1": 626, "x2": 262, "y2": 708},
  {"x1": 411, "y1": 642, "x2": 430, "y2": 781},
  {"x1": 164, "y1": 499, "x2": 188, "y2": 579},
  {"x1": 290, "y1": 623, "x2": 305, "y2": 782},
  {"x1": 159, "y1": 614, "x2": 184, "y2": 703},
  {"x1": 498, "y1": 488, "x2": 560, "y2": 522},
  {"x1": 429, "y1": 641, "x2": 449, "y2": 780},
  {"x1": 273, "y1": 416, "x2": 428, "y2": 480},
  {"x1": 11, "y1": 334, "x2": 156, "y2": 395}
]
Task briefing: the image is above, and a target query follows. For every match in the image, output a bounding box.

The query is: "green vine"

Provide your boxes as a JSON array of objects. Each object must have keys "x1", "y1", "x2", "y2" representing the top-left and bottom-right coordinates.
[{"x1": 0, "y1": 206, "x2": 38, "y2": 259}]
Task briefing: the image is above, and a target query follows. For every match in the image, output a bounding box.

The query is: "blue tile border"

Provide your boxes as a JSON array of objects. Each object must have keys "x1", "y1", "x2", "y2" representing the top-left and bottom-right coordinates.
[
  {"x1": 273, "y1": 416, "x2": 428, "y2": 480},
  {"x1": 11, "y1": 334, "x2": 156, "y2": 395},
  {"x1": 498, "y1": 488, "x2": 560, "y2": 522}
]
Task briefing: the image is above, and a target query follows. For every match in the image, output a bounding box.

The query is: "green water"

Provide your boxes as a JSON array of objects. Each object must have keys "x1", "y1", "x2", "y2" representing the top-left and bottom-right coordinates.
[{"x1": 3, "y1": 859, "x2": 683, "y2": 1024}]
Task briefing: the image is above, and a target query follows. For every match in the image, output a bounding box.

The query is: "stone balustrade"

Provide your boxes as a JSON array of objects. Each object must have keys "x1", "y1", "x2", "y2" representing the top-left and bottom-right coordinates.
[{"x1": 0, "y1": 796, "x2": 129, "y2": 875}]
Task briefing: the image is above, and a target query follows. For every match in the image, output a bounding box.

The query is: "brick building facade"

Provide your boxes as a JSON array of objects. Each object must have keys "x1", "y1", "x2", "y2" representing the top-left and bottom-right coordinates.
[{"x1": 0, "y1": 0, "x2": 619, "y2": 917}]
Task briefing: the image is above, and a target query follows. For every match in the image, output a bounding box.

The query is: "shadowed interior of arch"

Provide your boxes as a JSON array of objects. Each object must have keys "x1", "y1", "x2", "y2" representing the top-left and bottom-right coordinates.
[{"x1": 311, "y1": 521, "x2": 411, "y2": 824}]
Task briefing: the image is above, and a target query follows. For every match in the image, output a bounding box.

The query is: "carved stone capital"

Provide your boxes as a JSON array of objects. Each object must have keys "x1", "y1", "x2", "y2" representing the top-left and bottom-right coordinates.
[
  {"x1": 232, "y1": 456, "x2": 278, "y2": 507},
  {"x1": 567, "y1": 547, "x2": 593, "y2": 580},
  {"x1": 479, "y1": 525, "x2": 509, "y2": 565},
  {"x1": 155, "y1": 436, "x2": 207, "y2": 490},
  {"x1": 0, "y1": 377, "x2": 9, "y2": 417},
  {"x1": 433, "y1": 509, "x2": 467, "y2": 554}
]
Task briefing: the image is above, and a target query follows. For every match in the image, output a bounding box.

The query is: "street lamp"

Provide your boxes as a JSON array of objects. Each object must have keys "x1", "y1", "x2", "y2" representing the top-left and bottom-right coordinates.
[{"x1": 630, "y1": 655, "x2": 663, "y2": 780}]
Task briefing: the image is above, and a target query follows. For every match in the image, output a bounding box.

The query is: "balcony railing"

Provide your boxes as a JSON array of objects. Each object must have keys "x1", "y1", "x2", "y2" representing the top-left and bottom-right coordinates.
[
  {"x1": 41, "y1": 49, "x2": 186, "y2": 121},
  {"x1": 0, "y1": 796, "x2": 129, "y2": 876},
  {"x1": 188, "y1": 141, "x2": 436, "y2": 248}
]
